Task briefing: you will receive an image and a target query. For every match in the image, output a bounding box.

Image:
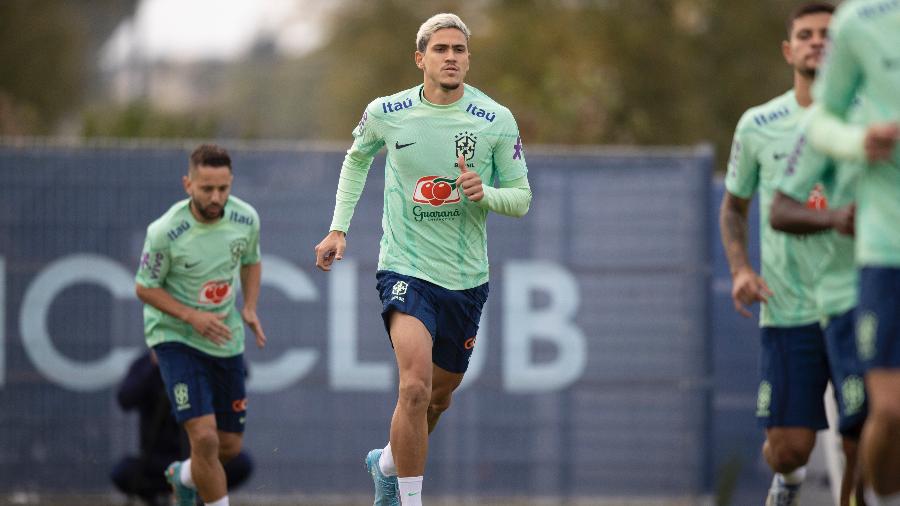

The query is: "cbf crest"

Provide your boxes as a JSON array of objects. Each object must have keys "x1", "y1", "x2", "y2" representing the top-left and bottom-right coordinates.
[
  {"x1": 390, "y1": 280, "x2": 408, "y2": 302},
  {"x1": 230, "y1": 238, "x2": 248, "y2": 268},
  {"x1": 173, "y1": 383, "x2": 191, "y2": 411},
  {"x1": 455, "y1": 131, "x2": 477, "y2": 161}
]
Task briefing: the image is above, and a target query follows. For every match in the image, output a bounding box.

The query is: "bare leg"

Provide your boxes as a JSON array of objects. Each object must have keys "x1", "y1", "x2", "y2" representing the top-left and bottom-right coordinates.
[
  {"x1": 428, "y1": 364, "x2": 464, "y2": 434},
  {"x1": 862, "y1": 370, "x2": 900, "y2": 495},
  {"x1": 841, "y1": 437, "x2": 860, "y2": 506},
  {"x1": 762, "y1": 427, "x2": 817, "y2": 474},
  {"x1": 388, "y1": 312, "x2": 434, "y2": 478},
  {"x1": 184, "y1": 415, "x2": 227, "y2": 502}
]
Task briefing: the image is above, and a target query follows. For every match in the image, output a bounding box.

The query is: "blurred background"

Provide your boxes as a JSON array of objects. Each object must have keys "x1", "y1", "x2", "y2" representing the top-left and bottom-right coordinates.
[
  {"x1": 2, "y1": 0, "x2": 814, "y2": 168},
  {"x1": 0, "y1": 1, "x2": 843, "y2": 505}
]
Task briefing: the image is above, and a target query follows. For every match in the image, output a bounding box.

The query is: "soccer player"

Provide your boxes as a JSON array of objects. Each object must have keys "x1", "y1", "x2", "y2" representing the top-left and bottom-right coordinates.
[
  {"x1": 717, "y1": 4, "x2": 834, "y2": 505},
  {"x1": 135, "y1": 144, "x2": 266, "y2": 506},
  {"x1": 314, "y1": 13, "x2": 531, "y2": 506},
  {"x1": 110, "y1": 350, "x2": 254, "y2": 506},
  {"x1": 770, "y1": 113, "x2": 868, "y2": 506},
  {"x1": 803, "y1": 0, "x2": 900, "y2": 501}
]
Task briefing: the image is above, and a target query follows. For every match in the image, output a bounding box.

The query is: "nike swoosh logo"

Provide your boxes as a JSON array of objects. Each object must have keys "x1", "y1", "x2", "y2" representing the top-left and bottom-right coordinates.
[
  {"x1": 407, "y1": 492, "x2": 420, "y2": 496},
  {"x1": 395, "y1": 141, "x2": 416, "y2": 149},
  {"x1": 773, "y1": 152, "x2": 789, "y2": 161},
  {"x1": 184, "y1": 261, "x2": 201, "y2": 269}
]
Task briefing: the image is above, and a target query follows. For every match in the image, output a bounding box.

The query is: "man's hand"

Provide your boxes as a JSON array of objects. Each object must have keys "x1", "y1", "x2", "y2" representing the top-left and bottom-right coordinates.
[
  {"x1": 186, "y1": 310, "x2": 232, "y2": 345},
  {"x1": 455, "y1": 154, "x2": 484, "y2": 202},
  {"x1": 241, "y1": 306, "x2": 267, "y2": 348},
  {"x1": 315, "y1": 230, "x2": 346, "y2": 271},
  {"x1": 864, "y1": 123, "x2": 899, "y2": 163},
  {"x1": 730, "y1": 267, "x2": 773, "y2": 318},
  {"x1": 830, "y1": 203, "x2": 855, "y2": 236}
]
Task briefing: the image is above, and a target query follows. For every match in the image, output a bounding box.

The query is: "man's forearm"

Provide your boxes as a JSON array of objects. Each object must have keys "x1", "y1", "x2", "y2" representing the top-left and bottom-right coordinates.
[
  {"x1": 135, "y1": 285, "x2": 194, "y2": 323},
  {"x1": 719, "y1": 205, "x2": 752, "y2": 276},
  {"x1": 240, "y1": 262, "x2": 262, "y2": 310},
  {"x1": 770, "y1": 191, "x2": 834, "y2": 234},
  {"x1": 473, "y1": 177, "x2": 531, "y2": 217},
  {"x1": 330, "y1": 151, "x2": 375, "y2": 233}
]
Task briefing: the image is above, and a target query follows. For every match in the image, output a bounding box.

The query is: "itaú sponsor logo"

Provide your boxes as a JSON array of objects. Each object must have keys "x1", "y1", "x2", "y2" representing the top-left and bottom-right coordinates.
[
  {"x1": 199, "y1": 280, "x2": 232, "y2": 304},
  {"x1": 412, "y1": 176, "x2": 460, "y2": 207}
]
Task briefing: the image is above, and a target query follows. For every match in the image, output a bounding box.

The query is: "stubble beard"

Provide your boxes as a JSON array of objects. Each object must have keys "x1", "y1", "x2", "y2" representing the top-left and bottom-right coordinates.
[{"x1": 192, "y1": 198, "x2": 224, "y2": 221}]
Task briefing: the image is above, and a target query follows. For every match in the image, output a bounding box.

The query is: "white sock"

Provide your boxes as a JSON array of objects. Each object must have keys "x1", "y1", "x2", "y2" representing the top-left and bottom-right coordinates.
[
  {"x1": 777, "y1": 465, "x2": 807, "y2": 485},
  {"x1": 379, "y1": 442, "x2": 397, "y2": 477},
  {"x1": 398, "y1": 476, "x2": 423, "y2": 506},
  {"x1": 204, "y1": 497, "x2": 229, "y2": 506},
  {"x1": 180, "y1": 458, "x2": 196, "y2": 489}
]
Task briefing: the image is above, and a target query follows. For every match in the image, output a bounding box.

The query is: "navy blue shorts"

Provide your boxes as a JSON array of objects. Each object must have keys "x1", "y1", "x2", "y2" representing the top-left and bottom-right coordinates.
[
  {"x1": 857, "y1": 267, "x2": 900, "y2": 370},
  {"x1": 376, "y1": 271, "x2": 488, "y2": 374},
  {"x1": 153, "y1": 342, "x2": 247, "y2": 433},
  {"x1": 756, "y1": 323, "x2": 830, "y2": 430},
  {"x1": 824, "y1": 308, "x2": 868, "y2": 437}
]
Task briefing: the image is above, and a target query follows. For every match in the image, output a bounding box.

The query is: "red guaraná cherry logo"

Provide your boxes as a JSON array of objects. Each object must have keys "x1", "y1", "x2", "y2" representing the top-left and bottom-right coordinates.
[
  {"x1": 805, "y1": 183, "x2": 828, "y2": 211},
  {"x1": 199, "y1": 280, "x2": 232, "y2": 304},
  {"x1": 413, "y1": 176, "x2": 461, "y2": 206}
]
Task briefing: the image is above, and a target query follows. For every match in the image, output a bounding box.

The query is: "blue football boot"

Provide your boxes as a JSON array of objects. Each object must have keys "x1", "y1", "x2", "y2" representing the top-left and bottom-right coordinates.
[
  {"x1": 164, "y1": 460, "x2": 197, "y2": 506},
  {"x1": 365, "y1": 448, "x2": 399, "y2": 506}
]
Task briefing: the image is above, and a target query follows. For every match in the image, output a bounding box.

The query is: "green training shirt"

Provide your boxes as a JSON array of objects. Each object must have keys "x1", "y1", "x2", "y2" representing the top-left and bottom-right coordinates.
[
  {"x1": 726, "y1": 89, "x2": 830, "y2": 327},
  {"x1": 136, "y1": 196, "x2": 261, "y2": 357},
  {"x1": 330, "y1": 84, "x2": 531, "y2": 290},
  {"x1": 809, "y1": 0, "x2": 900, "y2": 267},
  {"x1": 778, "y1": 130, "x2": 863, "y2": 318}
]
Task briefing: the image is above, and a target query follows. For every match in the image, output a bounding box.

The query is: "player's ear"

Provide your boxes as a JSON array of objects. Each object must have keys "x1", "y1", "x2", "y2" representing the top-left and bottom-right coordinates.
[
  {"x1": 781, "y1": 39, "x2": 792, "y2": 65},
  {"x1": 182, "y1": 175, "x2": 191, "y2": 195},
  {"x1": 414, "y1": 51, "x2": 424, "y2": 69}
]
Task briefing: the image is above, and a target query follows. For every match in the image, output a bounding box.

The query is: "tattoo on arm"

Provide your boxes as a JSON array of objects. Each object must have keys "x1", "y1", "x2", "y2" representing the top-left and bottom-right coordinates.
[{"x1": 719, "y1": 194, "x2": 751, "y2": 276}]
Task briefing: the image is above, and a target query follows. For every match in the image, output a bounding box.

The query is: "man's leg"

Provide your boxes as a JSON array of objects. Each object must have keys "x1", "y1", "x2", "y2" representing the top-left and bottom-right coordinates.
[
  {"x1": 385, "y1": 312, "x2": 433, "y2": 506},
  {"x1": 379, "y1": 365, "x2": 464, "y2": 478},
  {"x1": 759, "y1": 324, "x2": 830, "y2": 506},
  {"x1": 183, "y1": 415, "x2": 228, "y2": 504},
  {"x1": 763, "y1": 427, "x2": 817, "y2": 473},
  {"x1": 427, "y1": 364, "x2": 464, "y2": 433},
  {"x1": 840, "y1": 437, "x2": 861, "y2": 506},
  {"x1": 388, "y1": 311, "x2": 433, "y2": 478},
  {"x1": 222, "y1": 450, "x2": 254, "y2": 490},
  {"x1": 862, "y1": 370, "x2": 900, "y2": 497}
]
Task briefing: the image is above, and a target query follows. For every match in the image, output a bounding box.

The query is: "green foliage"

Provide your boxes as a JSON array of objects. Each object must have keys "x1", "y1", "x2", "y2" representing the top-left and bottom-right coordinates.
[
  {"x1": 0, "y1": 1, "x2": 88, "y2": 133},
  {"x1": 82, "y1": 102, "x2": 218, "y2": 139}
]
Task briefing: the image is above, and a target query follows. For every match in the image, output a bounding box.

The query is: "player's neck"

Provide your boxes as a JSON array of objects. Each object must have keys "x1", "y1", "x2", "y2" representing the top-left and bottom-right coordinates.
[
  {"x1": 793, "y1": 73, "x2": 814, "y2": 108},
  {"x1": 422, "y1": 82, "x2": 464, "y2": 105}
]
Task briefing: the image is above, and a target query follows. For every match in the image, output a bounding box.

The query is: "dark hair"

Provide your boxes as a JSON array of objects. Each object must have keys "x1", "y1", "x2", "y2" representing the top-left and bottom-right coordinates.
[
  {"x1": 786, "y1": 2, "x2": 835, "y2": 37},
  {"x1": 189, "y1": 144, "x2": 231, "y2": 172}
]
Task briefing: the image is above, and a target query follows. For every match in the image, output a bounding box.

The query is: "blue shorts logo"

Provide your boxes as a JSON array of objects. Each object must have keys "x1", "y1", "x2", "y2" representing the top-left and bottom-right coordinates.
[
  {"x1": 174, "y1": 383, "x2": 191, "y2": 411},
  {"x1": 391, "y1": 280, "x2": 408, "y2": 302}
]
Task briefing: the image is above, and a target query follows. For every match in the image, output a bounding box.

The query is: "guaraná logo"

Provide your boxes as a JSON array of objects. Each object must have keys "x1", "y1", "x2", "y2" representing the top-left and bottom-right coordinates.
[
  {"x1": 413, "y1": 176, "x2": 461, "y2": 207},
  {"x1": 199, "y1": 280, "x2": 232, "y2": 305}
]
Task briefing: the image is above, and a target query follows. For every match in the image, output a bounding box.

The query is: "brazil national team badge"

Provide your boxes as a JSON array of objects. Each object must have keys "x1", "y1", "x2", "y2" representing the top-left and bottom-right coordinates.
[
  {"x1": 455, "y1": 131, "x2": 477, "y2": 161},
  {"x1": 756, "y1": 381, "x2": 771, "y2": 417},
  {"x1": 174, "y1": 383, "x2": 191, "y2": 411}
]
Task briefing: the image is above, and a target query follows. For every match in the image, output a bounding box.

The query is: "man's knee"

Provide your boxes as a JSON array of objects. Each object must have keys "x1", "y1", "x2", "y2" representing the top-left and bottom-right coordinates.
[
  {"x1": 218, "y1": 435, "x2": 243, "y2": 463},
  {"x1": 188, "y1": 425, "x2": 220, "y2": 457},
  {"x1": 399, "y1": 378, "x2": 431, "y2": 411},
  {"x1": 766, "y1": 438, "x2": 813, "y2": 472},
  {"x1": 428, "y1": 392, "x2": 452, "y2": 418}
]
